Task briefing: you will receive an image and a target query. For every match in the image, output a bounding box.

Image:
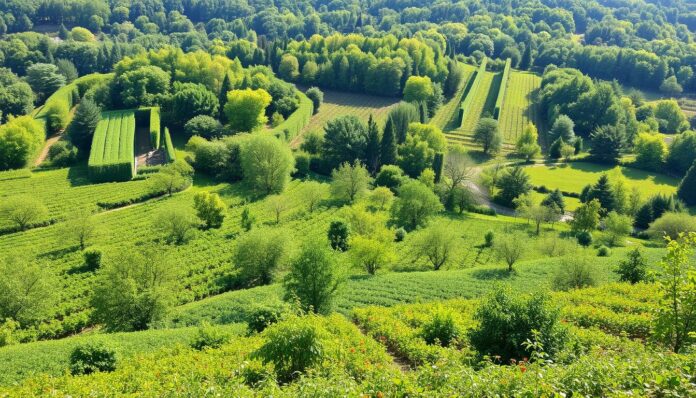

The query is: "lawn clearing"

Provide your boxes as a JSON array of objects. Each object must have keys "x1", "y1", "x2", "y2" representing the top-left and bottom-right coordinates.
[{"x1": 526, "y1": 162, "x2": 680, "y2": 197}]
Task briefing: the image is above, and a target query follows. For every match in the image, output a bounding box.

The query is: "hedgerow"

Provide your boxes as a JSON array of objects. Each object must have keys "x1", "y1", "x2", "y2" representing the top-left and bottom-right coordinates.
[
  {"x1": 459, "y1": 58, "x2": 487, "y2": 128},
  {"x1": 267, "y1": 91, "x2": 313, "y2": 141},
  {"x1": 162, "y1": 126, "x2": 176, "y2": 162},
  {"x1": 493, "y1": 58, "x2": 512, "y2": 119},
  {"x1": 87, "y1": 110, "x2": 136, "y2": 182}
]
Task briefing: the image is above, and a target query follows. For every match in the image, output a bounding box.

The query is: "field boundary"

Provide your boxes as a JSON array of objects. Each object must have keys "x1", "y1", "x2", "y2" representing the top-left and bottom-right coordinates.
[
  {"x1": 493, "y1": 58, "x2": 512, "y2": 119},
  {"x1": 459, "y1": 58, "x2": 488, "y2": 128}
]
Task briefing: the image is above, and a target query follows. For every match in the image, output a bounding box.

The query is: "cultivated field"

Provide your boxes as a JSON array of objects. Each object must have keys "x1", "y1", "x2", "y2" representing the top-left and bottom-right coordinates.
[
  {"x1": 0, "y1": 166, "x2": 152, "y2": 231},
  {"x1": 430, "y1": 64, "x2": 477, "y2": 130},
  {"x1": 290, "y1": 89, "x2": 399, "y2": 148},
  {"x1": 498, "y1": 71, "x2": 542, "y2": 143},
  {"x1": 459, "y1": 71, "x2": 498, "y2": 133},
  {"x1": 87, "y1": 110, "x2": 136, "y2": 182}
]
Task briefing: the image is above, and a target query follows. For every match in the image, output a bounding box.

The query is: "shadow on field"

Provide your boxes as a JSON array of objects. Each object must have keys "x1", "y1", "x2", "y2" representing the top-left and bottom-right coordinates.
[{"x1": 471, "y1": 268, "x2": 514, "y2": 281}]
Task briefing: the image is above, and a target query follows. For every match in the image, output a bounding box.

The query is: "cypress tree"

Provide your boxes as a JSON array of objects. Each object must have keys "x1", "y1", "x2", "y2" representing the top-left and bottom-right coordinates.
[
  {"x1": 634, "y1": 202, "x2": 653, "y2": 229},
  {"x1": 677, "y1": 162, "x2": 696, "y2": 206},
  {"x1": 59, "y1": 23, "x2": 69, "y2": 40},
  {"x1": 380, "y1": 117, "x2": 398, "y2": 166},
  {"x1": 365, "y1": 115, "x2": 381, "y2": 174},
  {"x1": 520, "y1": 43, "x2": 533, "y2": 70},
  {"x1": 432, "y1": 152, "x2": 444, "y2": 183},
  {"x1": 219, "y1": 73, "x2": 232, "y2": 123},
  {"x1": 68, "y1": 98, "x2": 102, "y2": 152},
  {"x1": 549, "y1": 137, "x2": 564, "y2": 159}
]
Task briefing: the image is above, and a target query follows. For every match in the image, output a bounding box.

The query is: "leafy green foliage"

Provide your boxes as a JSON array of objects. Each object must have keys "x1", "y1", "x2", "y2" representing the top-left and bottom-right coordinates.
[
  {"x1": 241, "y1": 134, "x2": 294, "y2": 196},
  {"x1": 469, "y1": 286, "x2": 567, "y2": 363},
  {"x1": 69, "y1": 342, "x2": 117, "y2": 375},
  {"x1": 284, "y1": 241, "x2": 341, "y2": 314}
]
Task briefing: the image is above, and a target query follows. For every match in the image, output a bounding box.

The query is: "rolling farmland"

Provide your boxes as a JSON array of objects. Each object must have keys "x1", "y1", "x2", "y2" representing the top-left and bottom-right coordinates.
[{"x1": 498, "y1": 71, "x2": 542, "y2": 143}]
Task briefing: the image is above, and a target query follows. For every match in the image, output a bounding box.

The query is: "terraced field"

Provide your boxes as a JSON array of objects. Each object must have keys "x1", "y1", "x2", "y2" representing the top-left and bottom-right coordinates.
[
  {"x1": 498, "y1": 71, "x2": 542, "y2": 143},
  {"x1": 0, "y1": 177, "x2": 340, "y2": 338},
  {"x1": 290, "y1": 89, "x2": 399, "y2": 148},
  {"x1": 459, "y1": 71, "x2": 498, "y2": 133},
  {"x1": 0, "y1": 166, "x2": 152, "y2": 231}
]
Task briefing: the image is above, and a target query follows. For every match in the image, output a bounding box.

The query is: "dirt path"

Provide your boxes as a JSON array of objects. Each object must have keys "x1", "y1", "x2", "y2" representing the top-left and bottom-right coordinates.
[
  {"x1": 353, "y1": 320, "x2": 411, "y2": 372},
  {"x1": 34, "y1": 135, "x2": 61, "y2": 166}
]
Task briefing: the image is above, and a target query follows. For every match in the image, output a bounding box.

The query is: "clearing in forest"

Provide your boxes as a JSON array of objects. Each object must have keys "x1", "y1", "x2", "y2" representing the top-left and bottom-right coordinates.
[{"x1": 290, "y1": 89, "x2": 399, "y2": 148}]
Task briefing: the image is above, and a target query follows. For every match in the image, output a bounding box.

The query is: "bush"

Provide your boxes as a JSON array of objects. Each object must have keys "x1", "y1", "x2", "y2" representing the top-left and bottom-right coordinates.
[
  {"x1": 420, "y1": 309, "x2": 460, "y2": 347},
  {"x1": 484, "y1": 230, "x2": 494, "y2": 247},
  {"x1": 190, "y1": 322, "x2": 230, "y2": 350},
  {"x1": 615, "y1": 248, "x2": 648, "y2": 284},
  {"x1": 328, "y1": 221, "x2": 350, "y2": 251},
  {"x1": 395, "y1": 227, "x2": 407, "y2": 242},
  {"x1": 305, "y1": 87, "x2": 323, "y2": 114},
  {"x1": 184, "y1": 115, "x2": 222, "y2": 139},
  {"x1": 247, "y1": 306, "x2": 287, "y2": 334},
  {"x1": 293, "y1": 151, "x2": 311, "y2": 177},
  {"x1": 597, "y1": 245, "x2": 611, "y2": 257},
  {"x1": 647, "y1": 212, "x2": 696, "y2": 240},
  {"x1": 554, "y1": 257, "x2": 597, "y2": 291},
  {"x1": 576, "y1": 231, "x2": 593, "y2": 247},
  {"x1": 69, "y1": 343, "x2": 117, "y2": 375},
  {"x1": 254, "y1": 316, "x2": 325, "y2": 382},
  {"x1": 469, "y1": 286, "x2": 567, "y2": 362},
  {"x1": 375, "y1": 165, "x2": 405, "y2": 192},
  {"x1": 83, "y1": 248, "x2": 102, "y2": 271},
  {"x1": 48, "y1": 141, "x2": 78, "y2": 166}
]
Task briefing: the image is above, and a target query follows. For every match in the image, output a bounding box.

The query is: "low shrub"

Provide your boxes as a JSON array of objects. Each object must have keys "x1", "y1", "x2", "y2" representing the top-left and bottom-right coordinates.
[
  {"x1": 576, "y1": 231, "x2": 593, "y2": 247},
  {"x1": 395, "y1": 227, "x2": 407, "y2": 242},
  {"x1": 247, "y1": 306, "x2": 287, "y2": 334},
  {"x1": 420, "y1": 309, "x2": 460, "y2": 347},
  {"x1": 484, "y1": 230, "x2": 494, "y2": 247},
  {"x1": 597, "y1": 245, "x2": 611, "y2": 257},
  {"x1": 190, "y1": 322, "x2": 230, "y2": 350},
  {"x1": 69, "y1": 342, "x2": 117, "y2": 375},
  {"x1": 83, "y1": 248, "x2": 102, "y2": 271},
  {"x1": 254, "y1": 315, "x2": 325, "y2": 382},
  {"x1": 553, "y1": 257, "x2": 597, "y2": 291}
]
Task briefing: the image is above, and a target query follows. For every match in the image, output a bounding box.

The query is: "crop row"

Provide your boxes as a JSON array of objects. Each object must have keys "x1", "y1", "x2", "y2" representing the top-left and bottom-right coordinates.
[
  {"x1": 0, "y1": 167, "x2": 152, "y2": 232},
  {"x1": 352, "y1": 282, "x2": 659, "y2": 369},
  {"x1": 497, "y1": 71, "x2": 542, "y2": 143},
  {"x1": 459, "y1": 58, "x2": 488, "y2": 130}
]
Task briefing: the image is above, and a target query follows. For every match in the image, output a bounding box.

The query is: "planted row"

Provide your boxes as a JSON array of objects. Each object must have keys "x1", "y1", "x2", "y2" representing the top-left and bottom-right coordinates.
[{"x1": 459, "y1": 58, "x2": 487, "y2": 128}]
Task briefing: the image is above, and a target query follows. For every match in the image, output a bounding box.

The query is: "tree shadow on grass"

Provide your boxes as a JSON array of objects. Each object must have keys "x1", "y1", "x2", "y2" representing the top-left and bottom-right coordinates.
[
  {"x1": 471, "y1": 267, "x2": 514, "y2": 281},
  {"x1": 37, "y1": 245, "x2": 80, "y2": 261}
]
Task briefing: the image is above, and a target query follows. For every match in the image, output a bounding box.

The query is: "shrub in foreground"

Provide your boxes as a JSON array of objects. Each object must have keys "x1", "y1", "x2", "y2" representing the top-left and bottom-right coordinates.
[
  {"x1": 469, "y1": 286, "x2": 567, "y2": 363},
  {"x1": 254, "y1": 316, "x2": 325, "y2": 382},
  {"x1": 69, "y1": 342, "x2": 117, "y2": 375}
]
